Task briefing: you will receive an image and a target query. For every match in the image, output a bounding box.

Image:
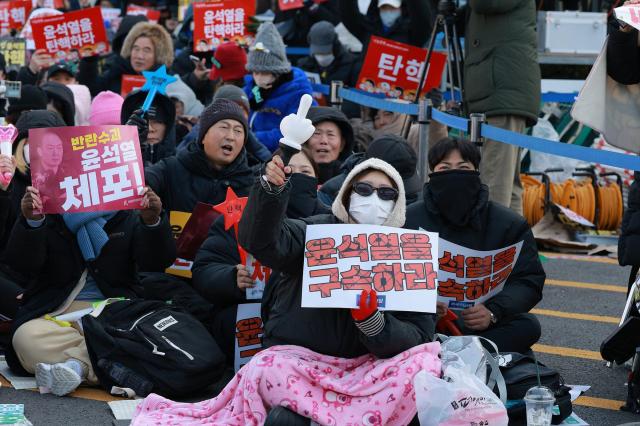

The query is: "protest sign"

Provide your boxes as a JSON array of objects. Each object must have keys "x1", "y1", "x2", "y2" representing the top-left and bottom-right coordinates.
[
  {"x1": 614, "y1": 4, "x2": 640, "y2": 31},
  {"x1": 0, "y1": 0, "x2": 32, "y2": 35},
  {"x1": 121, "y1": 75, "x2": 146, "y2": 97},
  {"x1": 20, "y1": 6, "x2": 60, "y2": 50},
  {"x1": 278, "y1": 0, "x2": 304, "y2": 11},
  {"x1": 192, "y1": 0, "x2": 256, "y2": 52},
  {"x1": 31, "y1": 6, "x2": 109, "y2": 62},
  {"x1": 166, "y1": 210, "x2": 194, "y2": 278},
  {"x1": 302, "y1": 224, "x2": 439, "y2": 313},
  {"x1": 234, "y1": 303, "x2": 263, "y2": 372},
  {"x1": 357, "y1": 36, "x2": 447, "y2": 101},
  {"x1": 242, "y1": 251, "x2": 270, "y2": 300},
  {"x1": 437, "y1": 239, "x2": 523, "y2": 310},
  {"x1": 126, "y1": 4, "x2": 160, "y2": 24},
  {"x1": 175, "y1": 202, "x2": 220, "y2": 260},
  {"x1": 29, "y1": 125, "x2": 145, "y2": 214},
  {"x1": 0, "y1": 37, "x2": 25, "y2": 68}
]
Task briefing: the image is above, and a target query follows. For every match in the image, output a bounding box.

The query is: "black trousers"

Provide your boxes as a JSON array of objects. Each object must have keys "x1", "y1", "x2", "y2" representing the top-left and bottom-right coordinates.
[{"x1": 458, "y1": 313, "x2": 542, "y2": 354}]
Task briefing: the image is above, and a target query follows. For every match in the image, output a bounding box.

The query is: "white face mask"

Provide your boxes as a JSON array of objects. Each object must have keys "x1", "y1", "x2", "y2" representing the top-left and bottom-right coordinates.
[
  {"x1": 349, "y1": 192, "x2": 395, "y2": 226},
  {"x1": 253, "y1": 73, "x2": 276, "y2": 89},
  {"x1": 23, "y1": 143, "x2": 29, "y2": 165},
  {"x1": 379, "y1": 9, "x2": 401, "y2": 27},
  {"x1": 314, "y1": 53, "x2": 335, "y2": 68}
]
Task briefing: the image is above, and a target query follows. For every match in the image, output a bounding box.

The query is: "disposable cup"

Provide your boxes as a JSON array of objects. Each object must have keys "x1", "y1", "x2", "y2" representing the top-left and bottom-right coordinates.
[{"x1": 524, "y1": 385, "x2": 555, "y2": 426}]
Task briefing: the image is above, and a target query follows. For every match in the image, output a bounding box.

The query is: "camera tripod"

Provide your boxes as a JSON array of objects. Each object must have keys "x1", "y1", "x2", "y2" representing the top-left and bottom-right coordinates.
[{"x1": 402, "y1": 0, "x2": 465, "y2": 138}]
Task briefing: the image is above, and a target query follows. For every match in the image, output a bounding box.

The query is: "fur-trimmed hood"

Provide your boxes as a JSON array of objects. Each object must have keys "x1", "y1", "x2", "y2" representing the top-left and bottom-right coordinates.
[
  {"x1": 120, "y1": 22, "x2": 174, "y2": 68},
  {"x1": 331, "y1": 158, "x2": 406, "y2": 228}
]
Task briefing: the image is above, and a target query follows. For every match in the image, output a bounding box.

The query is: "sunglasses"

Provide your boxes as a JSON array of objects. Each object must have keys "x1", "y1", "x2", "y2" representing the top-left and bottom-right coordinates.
[{"x1": 352, "y1": 182, "x2": 399, "y2": 201}]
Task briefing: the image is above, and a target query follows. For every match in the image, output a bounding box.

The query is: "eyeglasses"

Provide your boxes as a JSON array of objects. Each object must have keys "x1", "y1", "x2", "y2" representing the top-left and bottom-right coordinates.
[{"x1": 352, "y1": 182, "x2": 399, "y2": 201}]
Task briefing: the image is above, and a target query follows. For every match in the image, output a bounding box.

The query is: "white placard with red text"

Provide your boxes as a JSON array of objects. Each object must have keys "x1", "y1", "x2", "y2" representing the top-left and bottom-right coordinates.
[
  {"x1": 437, "y1": 239, "x2": 523, "y2": 310},
  {"x1": 234, "y1": 303, "x2": 263, "y2": 372},
  {"x1": 302, "y1": 224, "x2": 439, "y2": 313},
  {"x1": 615, "y1": 4, "x2": 640, "y2": 31}
]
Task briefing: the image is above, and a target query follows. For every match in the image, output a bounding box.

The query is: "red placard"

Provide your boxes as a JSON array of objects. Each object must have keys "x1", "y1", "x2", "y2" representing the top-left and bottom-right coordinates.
[
  {"x1": 192, "y1": 0, "x2": 256, "y2": 52},
  {"x1": 126, "y1": 4, "x2": 161, "y2": 24},
  {"x1": 31, "y1": 6, "x2": 109, "y2": 62},
  {"x1": 29, "y1": 125, "x2": 146, "y2": 214},
  {"x1": 356, "y1": 36, "x2": 447, "y2": 101},
  {"x1": 278, "y1": 0, "x2": 304, "y2": 11},
  {"x1": 121, "y1": 74, "x2": 146, "y2": 97},
  {"x1": 0, "y1": 0, "x2": 32, "y2": 35}
]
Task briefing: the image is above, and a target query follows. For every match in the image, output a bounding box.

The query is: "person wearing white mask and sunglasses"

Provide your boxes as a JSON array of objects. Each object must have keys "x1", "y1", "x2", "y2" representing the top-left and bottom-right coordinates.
[{"x1": 238, "y1": 154, "x2": 434, "y2": 425}]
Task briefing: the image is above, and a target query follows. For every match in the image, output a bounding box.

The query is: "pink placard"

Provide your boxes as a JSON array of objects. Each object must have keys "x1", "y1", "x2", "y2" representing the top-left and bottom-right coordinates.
[{"x1": 29, "y1": 125, "x2": 145, "y2": 214}]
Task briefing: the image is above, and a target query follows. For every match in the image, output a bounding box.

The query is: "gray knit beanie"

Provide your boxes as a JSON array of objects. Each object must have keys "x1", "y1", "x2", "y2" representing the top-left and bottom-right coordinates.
[{"x1": 246, "y1": 22, "x2": 291, "y2": 74}]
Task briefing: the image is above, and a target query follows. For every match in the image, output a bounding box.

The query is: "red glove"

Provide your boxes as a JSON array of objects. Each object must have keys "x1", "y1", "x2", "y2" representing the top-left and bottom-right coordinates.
[
  {"x1": 436, "y1": 309, "x2": 463, "y2": 336},
  {"x1": 351, "y1": 289, "x2": 378, "y2": 321}
]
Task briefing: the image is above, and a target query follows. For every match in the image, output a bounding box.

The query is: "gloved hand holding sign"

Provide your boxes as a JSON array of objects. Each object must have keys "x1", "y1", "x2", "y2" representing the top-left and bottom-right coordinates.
[{"x1": 351, "y1": 289, "x2": 386, "y2": 337}]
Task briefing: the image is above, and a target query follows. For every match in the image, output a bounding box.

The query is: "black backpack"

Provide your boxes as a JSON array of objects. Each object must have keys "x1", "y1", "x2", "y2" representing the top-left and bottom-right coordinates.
[{"x1": 82, "y1": 299, "x2": 226, "y2": 398}]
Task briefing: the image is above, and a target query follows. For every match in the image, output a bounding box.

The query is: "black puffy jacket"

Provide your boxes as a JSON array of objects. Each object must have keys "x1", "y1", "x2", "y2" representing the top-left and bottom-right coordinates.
[
  {"x1": 4, "y1": 211, "x2": 176, "y2": 374},
  {"x1": 145, "y1": 140, "x2": 253, "y2": 213},
  {"x1": 405, "y1": 185, "x2": 545, "y2": 323},
  {"x1": 238, "y1": 179, "x2": 434, "y2": 359},
  {"x1": 339, "y1": 0, "x2": 434, "y2": 48},
  {"x1": 193, "y1": 174, "x2": 328, "y2": 307}
]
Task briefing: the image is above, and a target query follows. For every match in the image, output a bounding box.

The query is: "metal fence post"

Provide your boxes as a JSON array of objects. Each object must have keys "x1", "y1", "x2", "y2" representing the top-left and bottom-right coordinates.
[
  {"x1": 417, "y1": 98, "x2": 433, "y2": 183},
  {"x1": 469, "y1": 113, "x2": 486, "y2": 146},
  {"x1": 329, "y1": 80, "x2": 344, "y2": 110}
]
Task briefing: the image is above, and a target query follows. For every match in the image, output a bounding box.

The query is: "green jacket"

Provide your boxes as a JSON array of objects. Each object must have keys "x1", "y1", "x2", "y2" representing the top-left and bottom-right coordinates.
[{"x1": 463, "y1": 0, "x2": 540, "y2": 126}]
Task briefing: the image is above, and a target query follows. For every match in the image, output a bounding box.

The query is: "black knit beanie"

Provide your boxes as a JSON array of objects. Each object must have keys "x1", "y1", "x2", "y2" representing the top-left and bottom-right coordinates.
[{"x1": 198, "y1": 98, "x2": 248, "y2": 145}]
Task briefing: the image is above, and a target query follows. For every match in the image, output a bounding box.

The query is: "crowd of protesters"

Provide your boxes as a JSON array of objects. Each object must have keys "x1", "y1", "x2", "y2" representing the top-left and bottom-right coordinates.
[{"x1": 0, "y1": 0, "x2": 635, "y2": 424}]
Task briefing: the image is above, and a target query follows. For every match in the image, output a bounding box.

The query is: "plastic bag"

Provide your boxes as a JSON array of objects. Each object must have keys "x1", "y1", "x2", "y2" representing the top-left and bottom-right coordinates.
[
  {"x1": 414, "y1": 365, "x2": 508, "y2": 426},
  {"x1": 440, "y1": 335, "x2": 487, "y2": 383}
]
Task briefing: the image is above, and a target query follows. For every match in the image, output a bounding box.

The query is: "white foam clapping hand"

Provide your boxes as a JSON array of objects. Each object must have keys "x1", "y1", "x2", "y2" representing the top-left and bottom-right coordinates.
[{"x1": 279, "y1": 94, "x2": 315, "y2": 150}]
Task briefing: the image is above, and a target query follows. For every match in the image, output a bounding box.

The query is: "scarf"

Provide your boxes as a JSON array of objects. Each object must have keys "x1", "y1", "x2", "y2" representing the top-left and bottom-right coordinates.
[{"x1": 62, "y1": 211, "x2": 117, "y2": 262}]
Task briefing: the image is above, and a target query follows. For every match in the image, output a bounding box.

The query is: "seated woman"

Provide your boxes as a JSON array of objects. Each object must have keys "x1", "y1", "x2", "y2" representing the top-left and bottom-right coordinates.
[
  {"x1": 6, "y1": 186, "x2": 175, "y2": 396},
  {"x1": 405, "y1": 138, "x2": 544, "y2": 354},
  {"x1": 130, "y1": 156, "x2": 438, "y2": 426},
  {"x1": 192, "y1": 147, "x2": 328, "y2": 364}
]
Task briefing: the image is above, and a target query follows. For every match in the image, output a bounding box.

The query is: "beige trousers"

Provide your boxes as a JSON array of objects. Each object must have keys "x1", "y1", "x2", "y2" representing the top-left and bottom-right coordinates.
[
  {"x1": 479, "y1": 115, "x2": 526, "y2": 215},
  {"x1": 12, "y1": 301, "x2": 98, "y2": 384}
]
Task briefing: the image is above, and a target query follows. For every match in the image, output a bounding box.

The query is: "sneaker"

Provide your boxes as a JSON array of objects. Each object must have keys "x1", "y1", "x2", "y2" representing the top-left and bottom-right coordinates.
[{"x1": 35, "y1": 362, "x2": 82, "y2": 396}]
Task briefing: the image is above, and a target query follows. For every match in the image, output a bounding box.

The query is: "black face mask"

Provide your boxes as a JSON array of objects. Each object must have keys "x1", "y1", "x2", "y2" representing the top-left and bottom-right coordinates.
[
  {"x1": 317, "y1": 160, "x2": 342, "y2": 185},
  {"x1": 287, "y1": 173, "x2": 319, "y2": 219},
  {"x1": 428, "y1": 169, "x2": 482, "y2": 227}
]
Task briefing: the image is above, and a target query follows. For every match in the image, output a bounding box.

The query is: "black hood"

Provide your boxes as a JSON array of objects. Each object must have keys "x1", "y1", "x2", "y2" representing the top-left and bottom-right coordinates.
[
  {"x1": 307, "y1": 107, "x2": 355, "y2": 162},
  {"x1": 41, "y1": 81, "x2": 75, "y2": 126},
  {"x1": 177, "y1": 140, "x2": 251, "y2": 181},
  {"x1": 121, "y1": 90, "x2": 177, "y2": 165},
  {"x1": 113, "y1": 15, "x2": 148, "y2": 55},
  {"x1": 15, "y1": 110, "x2": 66, "y2": 143}
]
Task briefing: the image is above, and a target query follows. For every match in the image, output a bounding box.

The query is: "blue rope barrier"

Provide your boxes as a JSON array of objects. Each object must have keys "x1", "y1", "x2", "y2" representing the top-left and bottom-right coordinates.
[
  {"x1": 310, "y1": 83, "x2": 329, "y2": 95},
  {"x1": 481, "y1": 124, "x2": 640, "y2": 171},
  {"x1": 339, "y1": 88, "x2": 418, "y2": 115},
  {"x1": 306, "y1": 83, "x2": 638, "y2": 170},
  {"x1": 431, "y1": 109, "x2": 468, "y2": 132}
]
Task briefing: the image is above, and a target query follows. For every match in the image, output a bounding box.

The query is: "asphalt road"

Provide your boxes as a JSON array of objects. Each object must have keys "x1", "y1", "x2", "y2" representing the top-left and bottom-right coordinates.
[{"x1": 1, "y1": 253, "x2": 639, "y2": 425}]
